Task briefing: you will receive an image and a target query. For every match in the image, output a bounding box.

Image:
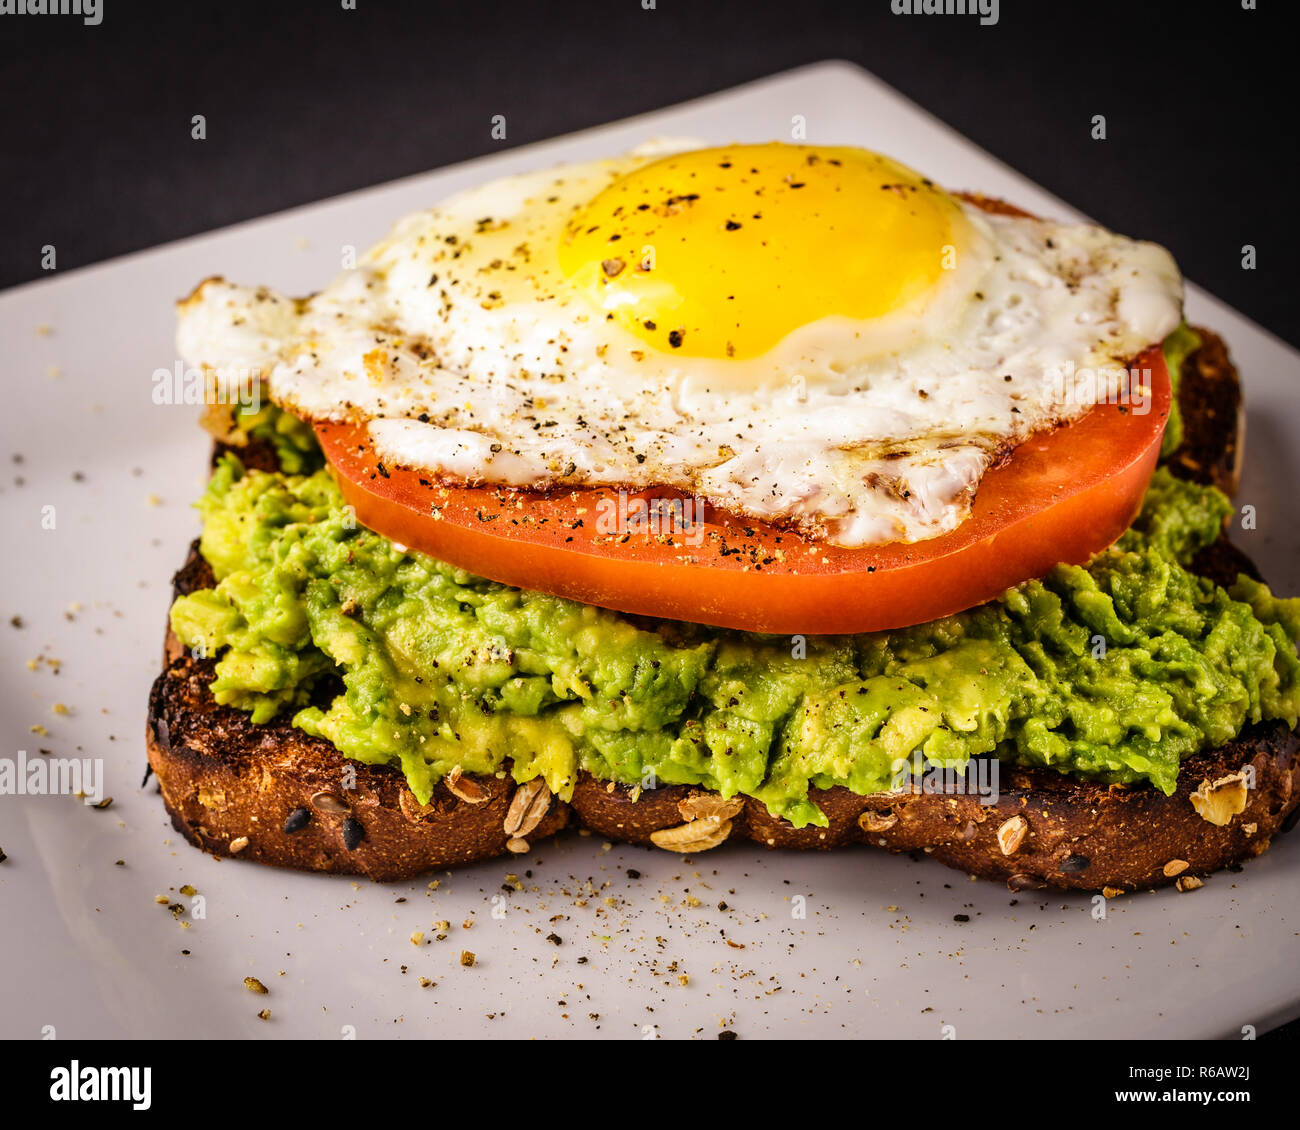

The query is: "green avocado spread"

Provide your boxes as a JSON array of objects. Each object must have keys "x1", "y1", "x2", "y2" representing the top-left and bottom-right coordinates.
[
  {"x1": 1160, "y1": 322, "x2": 1200, "y2": 458},
  {"x1": 170, "y1": 367, "x2": 1300, "y2": 829}
]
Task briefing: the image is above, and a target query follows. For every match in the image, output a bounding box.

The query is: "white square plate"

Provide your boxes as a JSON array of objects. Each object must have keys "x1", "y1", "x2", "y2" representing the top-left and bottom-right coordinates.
[{"x1": 3, "y1": 61, "x2": 1298, "y2": 1041}]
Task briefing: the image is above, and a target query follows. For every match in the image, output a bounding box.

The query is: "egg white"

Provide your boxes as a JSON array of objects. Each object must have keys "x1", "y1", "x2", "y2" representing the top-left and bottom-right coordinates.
[{"x1": 177, "y1": 147, "x2": 1182, "y2": 547}]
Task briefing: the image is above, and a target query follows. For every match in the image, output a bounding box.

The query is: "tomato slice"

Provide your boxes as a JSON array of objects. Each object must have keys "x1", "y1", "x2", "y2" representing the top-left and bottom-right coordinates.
[{"x1": 314, "y1": 347, "x2": 1169, "y2": 634}]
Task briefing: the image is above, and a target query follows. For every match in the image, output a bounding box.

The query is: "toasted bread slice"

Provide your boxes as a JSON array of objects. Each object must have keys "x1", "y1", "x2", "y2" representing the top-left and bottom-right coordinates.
[
  {"x1": 145, "y1": 329, "x2": 1300, "y2": 888},
  {"x1": 149, "y1": 630, "x2": 570, "y2": 880}
]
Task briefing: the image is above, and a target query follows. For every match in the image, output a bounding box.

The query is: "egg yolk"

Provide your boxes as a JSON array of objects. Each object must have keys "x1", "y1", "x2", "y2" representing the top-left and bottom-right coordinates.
[{"x1": 559, "y1": 143, "x2": 961, "y2": 360}]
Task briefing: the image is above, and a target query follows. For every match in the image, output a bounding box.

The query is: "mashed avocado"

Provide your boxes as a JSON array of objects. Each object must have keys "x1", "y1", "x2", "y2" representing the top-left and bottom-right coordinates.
[
  {"x1": 226, "y1": 399, "x2": 323, "y2": 475},
  {"x1": 170, "y1": 445, "x2": 1300, "y2": 828},
  {"x1": 1160, "y1": 322, "x2": 1200, "y2": 458}
]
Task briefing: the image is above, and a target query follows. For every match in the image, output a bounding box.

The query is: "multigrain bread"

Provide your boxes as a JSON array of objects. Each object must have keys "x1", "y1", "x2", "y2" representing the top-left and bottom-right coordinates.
[{"x1": 144, "y1": 327, "x2": 1300, "y2": 890}]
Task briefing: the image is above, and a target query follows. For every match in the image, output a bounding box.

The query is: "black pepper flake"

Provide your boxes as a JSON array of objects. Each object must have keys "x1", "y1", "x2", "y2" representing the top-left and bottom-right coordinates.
[
  {"x1": 342, "y1": 817, "x2": 365, "y2": 851},
  {"x1": 953, "y1": 913, "x2": 970, "y2": 923},
  {"x1": 0, "y1": 847, "x2": 7, "y2": 863},
  {"x1": 546, "y1": 933, "x2": 562, "y2": 946},
  {"x1": 283, "y1": 807, "x2": 311, "y2": 834},
  {"x1": 724, "y1": 220, "x2": 742, "y2": 231},
  {"x1": 718, "y1": 1030, "x2": 738, "y2": 1040},
  {"x1": 668, "y1": 330, "x2": 684, "y2": 349},
  {"x1": 376, "y1": 461, "x2": 390, "y2": 478}
]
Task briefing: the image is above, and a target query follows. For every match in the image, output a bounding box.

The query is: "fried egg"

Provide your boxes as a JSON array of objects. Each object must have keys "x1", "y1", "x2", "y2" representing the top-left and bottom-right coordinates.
[{"x1": 177, "y1": 141, "x2": 1183, "y2": 546}]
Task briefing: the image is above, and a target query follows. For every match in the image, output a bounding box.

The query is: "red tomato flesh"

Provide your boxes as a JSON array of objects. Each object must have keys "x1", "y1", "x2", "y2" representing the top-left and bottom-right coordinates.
[{"x1": 315, "y1": 347, "x2": 1170, "y2": 634}]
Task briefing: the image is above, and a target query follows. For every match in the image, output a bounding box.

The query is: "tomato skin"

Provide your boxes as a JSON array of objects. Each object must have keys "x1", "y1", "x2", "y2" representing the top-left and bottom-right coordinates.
[{"x1": 315, "y1": 347, "x2": 1170, "y2": 635}]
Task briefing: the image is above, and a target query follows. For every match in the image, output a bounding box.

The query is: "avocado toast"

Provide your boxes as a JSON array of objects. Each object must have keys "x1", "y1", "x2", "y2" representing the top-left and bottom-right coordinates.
[
  {"x1": 148, "y1": 145, "x2": 1300, "y2": 892},
  {"x1": 147, "y1": 324, "x2": 1300, "y2": 890}
]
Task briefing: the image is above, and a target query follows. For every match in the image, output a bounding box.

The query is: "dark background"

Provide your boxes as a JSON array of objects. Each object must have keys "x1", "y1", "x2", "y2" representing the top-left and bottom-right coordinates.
[
  {"x1": 1, "y1": 0, "x2": 1296, "y2": 348},
  {"x1": 2, "y1": 0, "x2": 1296, "y2": 1039}
]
